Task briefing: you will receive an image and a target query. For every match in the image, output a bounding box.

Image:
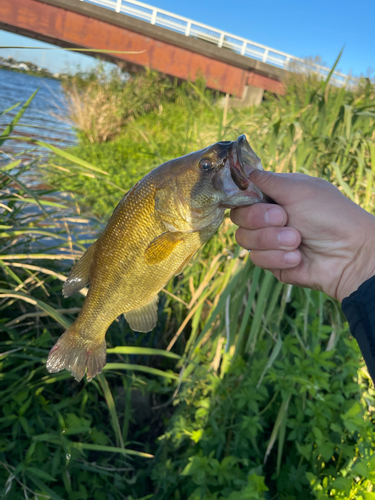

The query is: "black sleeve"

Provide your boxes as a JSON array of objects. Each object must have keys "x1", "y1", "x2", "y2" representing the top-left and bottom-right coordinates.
[{"x1": 341, "y1": 275, "x2": 375, "y2": 383}]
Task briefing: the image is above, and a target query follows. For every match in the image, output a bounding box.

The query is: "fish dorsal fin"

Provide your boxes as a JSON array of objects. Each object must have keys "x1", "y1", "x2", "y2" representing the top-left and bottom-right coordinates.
[
  {"x1": 63, "y1": 242, "x2": 97, "y2": 298},
  {"x1": 124, "y1": 296, "x2": 159, "y2": 333},
  {"x1": 144, "y1": 232, "x2": 184, "y2": 265}
]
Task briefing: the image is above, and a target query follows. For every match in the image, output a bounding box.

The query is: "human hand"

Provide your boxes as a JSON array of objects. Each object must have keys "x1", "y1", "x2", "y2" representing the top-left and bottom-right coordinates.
[{"x1": 230, "y1": 170, "x2": 375, "y2": 302}]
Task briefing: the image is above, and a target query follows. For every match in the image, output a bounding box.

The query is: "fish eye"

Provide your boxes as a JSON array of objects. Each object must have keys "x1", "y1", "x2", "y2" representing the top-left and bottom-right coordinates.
[{"x1": 199, "y1": 157, "x2": 213, "y2": 171}]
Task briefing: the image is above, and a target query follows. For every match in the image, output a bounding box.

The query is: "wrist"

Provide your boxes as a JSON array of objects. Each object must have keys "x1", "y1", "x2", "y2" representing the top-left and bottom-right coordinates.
[{"x1": 337, "y1": 218, "x2": 375, "y2": 302}]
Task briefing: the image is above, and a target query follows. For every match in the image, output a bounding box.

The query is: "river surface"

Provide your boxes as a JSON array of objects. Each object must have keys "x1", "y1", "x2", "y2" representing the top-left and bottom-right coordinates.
[
  {"x1": 0, "y1": 69, "x2": 76, "y2": 159},
  {"x1": 0, "y1": 70, "x2": 97, "y2": 244}
]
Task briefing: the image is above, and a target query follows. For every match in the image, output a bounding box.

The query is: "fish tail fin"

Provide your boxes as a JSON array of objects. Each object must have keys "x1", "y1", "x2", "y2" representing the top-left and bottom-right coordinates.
[{"x1": 46, "y1": 326, "x2": 106, "y2": 382}]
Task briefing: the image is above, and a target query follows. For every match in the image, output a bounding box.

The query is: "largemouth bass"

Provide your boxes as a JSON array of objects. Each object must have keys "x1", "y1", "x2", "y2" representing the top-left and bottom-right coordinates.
[{"x1": 47, "y1": 135, "x2": 270, "y2": 382}]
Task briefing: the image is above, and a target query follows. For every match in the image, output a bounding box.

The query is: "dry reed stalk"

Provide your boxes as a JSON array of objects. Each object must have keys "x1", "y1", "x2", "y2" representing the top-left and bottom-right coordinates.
[
  {"x1": 65, "y1": 83, "x2": 123, "y2": 143},
  {"x1": 5, "y1": 308, "x2": 81, "y2": 327}
]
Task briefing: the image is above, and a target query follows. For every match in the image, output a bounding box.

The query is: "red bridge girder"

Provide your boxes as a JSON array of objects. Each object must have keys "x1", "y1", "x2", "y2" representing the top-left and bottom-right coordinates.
[{"x1": 0, "y1": 0, "x2": 285, "y2": 97}]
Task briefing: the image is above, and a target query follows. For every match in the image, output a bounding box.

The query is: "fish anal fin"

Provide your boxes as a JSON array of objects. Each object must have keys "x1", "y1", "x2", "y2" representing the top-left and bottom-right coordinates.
[
  {"x1": 46, "y1": 326, "x2": 106, "y2": 382},
  {"x1": 124, "y1": 296, "x2": 159, "y2": 333},
  {"x1": 144, "y1": 232, "x2": 184, "y2": 265},
  {"x1": 63, "y1": 242, "x2": 97, "y2": 298}
]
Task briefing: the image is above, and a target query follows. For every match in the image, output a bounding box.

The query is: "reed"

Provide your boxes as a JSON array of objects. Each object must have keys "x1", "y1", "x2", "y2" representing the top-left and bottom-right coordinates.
[{"x1": 1, "y1": 63, "x2": 375, "y2": 499}]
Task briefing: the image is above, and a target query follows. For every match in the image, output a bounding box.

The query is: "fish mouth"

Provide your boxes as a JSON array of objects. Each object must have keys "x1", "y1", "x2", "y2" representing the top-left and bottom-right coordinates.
[
  {"x1": 228, "y1": 134, "x2": 261, "y2": 190},
  {"x1": 229, "y1": 134, "x2": 275, "y2": 203}
]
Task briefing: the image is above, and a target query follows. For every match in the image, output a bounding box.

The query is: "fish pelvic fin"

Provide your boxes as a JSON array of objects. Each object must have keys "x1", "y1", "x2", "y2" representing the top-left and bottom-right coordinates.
[
  {"x1": 46, "y1": 327, "x2": 106, "y2": 382},
  {"x1": 124, "y1": 295, "x2": 159, "y2": 332},
  {"x1": 63, "y1": 242, "x2": 97, "y2": 298}
]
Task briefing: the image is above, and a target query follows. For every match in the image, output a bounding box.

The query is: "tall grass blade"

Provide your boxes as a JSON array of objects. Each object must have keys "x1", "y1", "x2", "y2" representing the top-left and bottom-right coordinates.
[
  {"x1": 245, "y1": 271, "x2": 275, "y2": 353},
  {"x1": 8, "y1": 137, "x2": 109, "y2": 175},
  {"x1": 263, "y1": 394, "x2": 292, "y2": 466},
  {"x1": 322, "y1": 47, "x2": 344, "y2": 93},
  {"x1": 0, "y1": 159, "x2": 21, "y2": 172},
  {"x1": 104, "y1": 363, "x2": 180, "y2": 380},
  {"x1": 0, "y1": 102, "x2": 20, "y2": 115},
  {"x1": 97, "y1": 373, "x2": 124, "y2": 449},
  {"x1": 0, "y1": 89, "x2": 38, "y2": 147},
  {"x1": 2, "y1": 170, "x2": 51, "y2": 220},
  {"x1": 107, "y1": 346, "x2": 181, "y2": 359},
  {"x1": 234, "y1": 265, "x2": 261, "y2": 360},
  {"x1": 0, "y1": 288, "x2": 71, "y2": 329},
  {"x1": 189, "y1": 261, "x2": 241, "y2": 355},
  {"x1": 70, "y1": 442, "x2": 153, "y2": 458},
  {"x1": 25, "y1": 474, "x2": 64, "y2": 500},
  {"x1": 330, "y1": 162, "x2": 355, "y2": 201},
  {"x1": 256, "y1": 336, "x2": 283, "y2": 389}
]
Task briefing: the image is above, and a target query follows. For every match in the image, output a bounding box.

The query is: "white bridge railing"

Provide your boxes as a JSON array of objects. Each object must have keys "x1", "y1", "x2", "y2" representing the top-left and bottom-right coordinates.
[{"x1": 80, "y1": 0, "x2": 353, "y2": 88}]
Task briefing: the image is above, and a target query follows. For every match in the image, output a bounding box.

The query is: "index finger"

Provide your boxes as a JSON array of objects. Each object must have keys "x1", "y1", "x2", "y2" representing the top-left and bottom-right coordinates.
[{"x1": 230, "y1": 203, "x2": 288, "y2": 230}]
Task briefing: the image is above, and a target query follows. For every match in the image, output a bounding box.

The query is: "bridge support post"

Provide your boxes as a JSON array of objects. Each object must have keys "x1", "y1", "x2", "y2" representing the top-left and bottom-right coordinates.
[{"x1": 227, "y1": 85, "x2": 264, "y2": 109}]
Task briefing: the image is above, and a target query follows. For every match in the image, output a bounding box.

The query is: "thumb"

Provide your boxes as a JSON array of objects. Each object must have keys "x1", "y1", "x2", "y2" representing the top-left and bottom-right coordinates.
[{"x1": 249, "y1": 170, "x2": 301, "y2": 204}]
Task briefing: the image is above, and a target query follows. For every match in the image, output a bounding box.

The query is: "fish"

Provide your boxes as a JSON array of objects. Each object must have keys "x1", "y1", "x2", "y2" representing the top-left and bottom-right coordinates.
[{"x1": 46, "y1": 134, "x2": 270, "y2": 382}]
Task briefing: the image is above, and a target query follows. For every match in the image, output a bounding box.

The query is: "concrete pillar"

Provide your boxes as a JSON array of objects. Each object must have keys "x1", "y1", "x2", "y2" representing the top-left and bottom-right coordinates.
[{"x1": 230, "y1": 84, "x2": 264, "y2": 108}]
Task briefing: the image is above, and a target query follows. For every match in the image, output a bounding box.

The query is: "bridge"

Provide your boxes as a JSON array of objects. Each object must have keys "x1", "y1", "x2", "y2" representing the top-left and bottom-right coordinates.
[{"x1": 0, "y1": 0, "x2": 350, "y2": 104}]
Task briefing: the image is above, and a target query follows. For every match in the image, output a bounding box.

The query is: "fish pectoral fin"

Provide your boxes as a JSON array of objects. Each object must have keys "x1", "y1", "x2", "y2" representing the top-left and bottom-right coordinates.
[
  {"x1": 124, "y1": 296, "x2": 159, "y2": 333},
  {"x1": 144, "y1": 231, "x2": 184, "y2": 265},
  {"x1": 63, "y1": 241, "x2": 97, "y2": 298}
]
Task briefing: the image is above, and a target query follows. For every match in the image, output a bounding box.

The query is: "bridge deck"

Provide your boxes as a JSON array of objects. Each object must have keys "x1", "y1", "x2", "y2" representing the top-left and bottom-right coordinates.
[{"x1": 0, "y1": 0, "x2": 286, "y2": 96}]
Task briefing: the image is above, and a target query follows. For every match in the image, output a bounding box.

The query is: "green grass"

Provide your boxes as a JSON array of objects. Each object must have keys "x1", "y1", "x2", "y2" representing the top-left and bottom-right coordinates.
[{"x1": 1, "y1": 65, "x2": 375, "y2": 499}]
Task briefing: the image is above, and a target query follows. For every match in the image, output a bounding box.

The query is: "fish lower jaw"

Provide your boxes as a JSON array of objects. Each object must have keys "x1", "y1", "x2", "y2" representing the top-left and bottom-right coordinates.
[{"x1": 219, "y1": 186, "x2": 265, "y2": 209}]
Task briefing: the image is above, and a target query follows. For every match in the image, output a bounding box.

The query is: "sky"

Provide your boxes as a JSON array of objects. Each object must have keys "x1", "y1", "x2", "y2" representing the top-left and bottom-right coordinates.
[{"x1": 0, "y1": 0, "x2": 374, "y2": 77}]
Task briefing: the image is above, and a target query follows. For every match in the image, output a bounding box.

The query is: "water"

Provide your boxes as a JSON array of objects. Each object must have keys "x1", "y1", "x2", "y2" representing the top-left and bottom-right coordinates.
[
  {"x1": 0, "y1": 69, "x2": 76, "y2": 159},
  {"x1": 0, "y1": 70, "x2": 97, "y2": 244}
]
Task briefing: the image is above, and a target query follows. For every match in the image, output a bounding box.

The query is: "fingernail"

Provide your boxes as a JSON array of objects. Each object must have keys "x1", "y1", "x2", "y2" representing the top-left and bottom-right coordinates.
[
  {"x1": 285, "y1": 251, "x2": 300, "y2": 265},
  {"x1": 265, "y1": 207, "x2": 284, "y2": 225},
  {"x1": 278, "y1": 230, "x2": 297, "y2": 247}
]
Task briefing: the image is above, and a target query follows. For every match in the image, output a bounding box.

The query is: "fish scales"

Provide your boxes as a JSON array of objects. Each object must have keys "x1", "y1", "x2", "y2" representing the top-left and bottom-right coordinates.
[{"x1": 46, "y1": 135, "x2": 269, "y2": 382}]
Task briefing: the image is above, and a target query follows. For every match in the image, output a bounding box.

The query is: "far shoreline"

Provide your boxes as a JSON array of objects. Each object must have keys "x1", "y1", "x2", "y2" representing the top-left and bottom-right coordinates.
[{"x1": 0, "y1": 66, "x2": 60, "y2": 81}]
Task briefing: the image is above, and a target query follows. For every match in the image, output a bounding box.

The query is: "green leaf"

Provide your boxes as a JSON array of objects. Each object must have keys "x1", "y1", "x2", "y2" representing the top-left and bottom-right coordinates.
[
  {"x1": 256, "y1": 336, "x2": 283, "y2": 388},
  {"x1": 330, "y1": 477, "x2": 352, "y2": 494},
  {"x1": 2, "y1": 169, "x2": 51, "y2": 219},
  {"x1": 234, "y1": 265, "x2": 261, "y2": 359},
  {"x1": 0, "y1": 89, "x2": 38, "y2": 147},
  {"x1": 0, "y1": 288, "x2": 71, "y2": 329},
  {"x1": 319, "y1": 442, "x2": 334, "y2": 462},
  {"x1": 342, "y1": 401, "x2": 362, "y2": 419},
  {"x1": 264, "y1": 394, "x2": 292, "y2": 466},
  {"x1": 97, "y1": 373, "x2": 124, "y2": 448},
  {"x1": 322, "y1": 47, "x2": 344, "y2": 93},
  {"x1": 107, "y1": 346, "x2": 181, "y2": 359},
  {"x1": 0, "y1": 102, "x2": 20, "y2": 115},
  {"x1": 329, "y1": 162, "x2": 355, "y2": 201},
  {"x1": 0, "y1": 159, "x2": 22, "y2": 172},
  {"x1": 104, "y1": 363, "x2": 180, "y2": 380},
  {"x1": 25, "y1": 473, "x2": 64, "y2": 500},
  {"x1": 70, "y1": 441, "x2": 153, "y2": 458},
  {"x1": 32, "y1": 433, "x2": 61, "y2": 445},
  {"x1": 245, "y1": 271, "x2": 275, "y2": 353},
  {"x1": 26, "y1": 466, "x2": 56, "y2": 482},
  {"x1": 9, "y1": 136, "x2": 109, "y2": 175},
  {"x1": 0, "y1": 259, "x2": 23, "y2": 286},
  {"x1": 353, "y1": 460, "x2": 370, "y2": 479}
]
